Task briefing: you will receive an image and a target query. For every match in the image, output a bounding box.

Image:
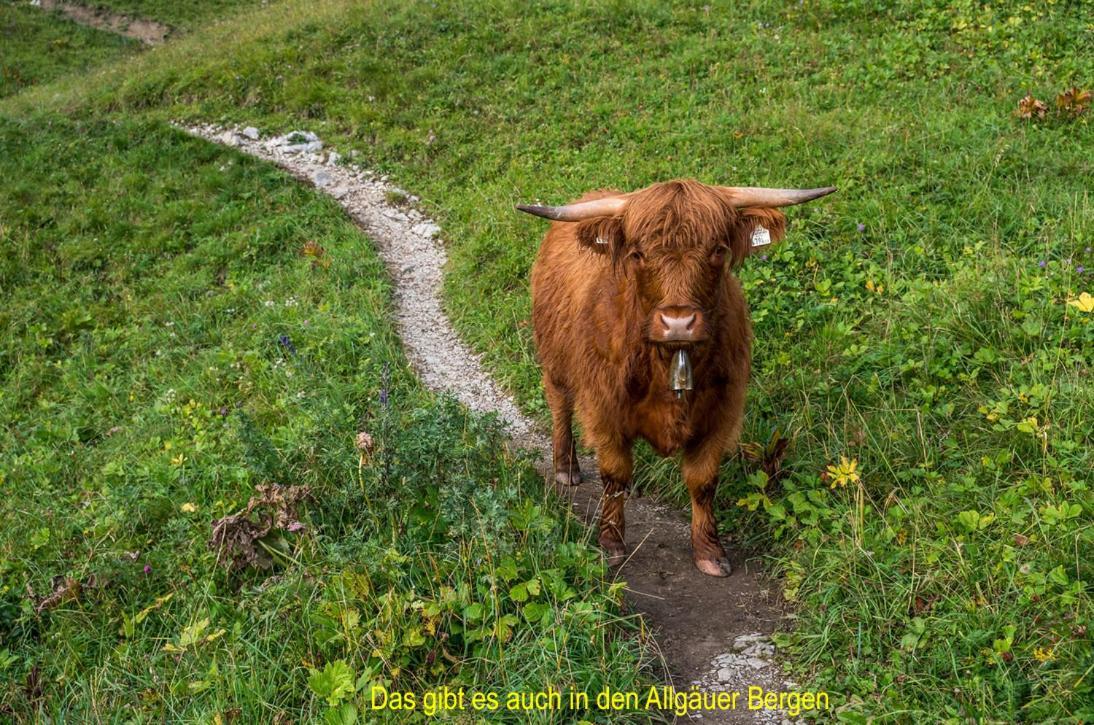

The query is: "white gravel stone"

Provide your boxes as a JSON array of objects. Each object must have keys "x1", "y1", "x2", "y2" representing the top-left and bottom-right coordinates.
[{"x1": 242, "y1": 126, "x2": 260, "y2": 140}]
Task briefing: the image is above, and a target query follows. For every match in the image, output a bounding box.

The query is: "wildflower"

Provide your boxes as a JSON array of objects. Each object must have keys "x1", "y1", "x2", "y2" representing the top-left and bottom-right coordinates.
[
  {"x1": 856, "y1": 223, "x2": 866, "y2": 233},
  {"x1": 278, "y1": 334, "x2": 296, "y2": 354},
  {"x1": 1067, "y1": 291, "x2": 1093, "y2": 313},
  {"x1": 1038, "y1": 260, "x2": 1046, "y2": 269},
  {"x1": 760, "y1": 254, "x2": 768, "y2": 261},
  {"x1": 1033, "y1": 647, "x2": 1054, "y2": 663},
  {"x1": 143, "y1": 564, "x2": 152, "y2": 575},
  {"x1": 1077, "y1": 266, "x2": 1085, "y2": 274},
  {"x1": 826, "y1": 456, "x2": 861, "y2": 488},
  {"x1": 180, "y1": 503, "x2": 197, "y2": 513}
]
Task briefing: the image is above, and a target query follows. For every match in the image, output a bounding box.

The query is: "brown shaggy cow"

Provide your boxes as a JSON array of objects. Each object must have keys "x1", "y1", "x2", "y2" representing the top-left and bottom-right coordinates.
[{"x1": 518, "y1": 180, "x2": 834, "y2": 577}]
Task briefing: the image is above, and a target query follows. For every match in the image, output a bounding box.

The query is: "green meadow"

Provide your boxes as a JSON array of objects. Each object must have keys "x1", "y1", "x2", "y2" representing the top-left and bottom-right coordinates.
[{"x1": 2, "y1": 0, "x2": 1091, "y2": 721}]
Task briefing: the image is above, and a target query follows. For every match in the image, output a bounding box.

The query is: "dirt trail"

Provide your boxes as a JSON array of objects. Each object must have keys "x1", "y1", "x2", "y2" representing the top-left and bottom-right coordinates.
[
  {"x1": 31, "y1": 0, "x2": 170, "y2": 45},
  {"x1": 182, "y1": 124, "x2": 797, "y2": 723}
]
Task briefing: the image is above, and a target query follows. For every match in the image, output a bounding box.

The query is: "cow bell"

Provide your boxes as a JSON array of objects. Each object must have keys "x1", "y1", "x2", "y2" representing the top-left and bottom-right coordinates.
[{"x1": 669, "y1": 349, "x2": 693, "y2": 398}]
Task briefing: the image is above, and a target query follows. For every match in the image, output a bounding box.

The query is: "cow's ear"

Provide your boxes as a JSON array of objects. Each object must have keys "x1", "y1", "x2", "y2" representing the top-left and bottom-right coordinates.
[
  {"x1": 727, "y1": 207, "x2": 786, "y2": 266},
  {"x1": 574, "y1": 215, "x2": 625, "y2": 257}
]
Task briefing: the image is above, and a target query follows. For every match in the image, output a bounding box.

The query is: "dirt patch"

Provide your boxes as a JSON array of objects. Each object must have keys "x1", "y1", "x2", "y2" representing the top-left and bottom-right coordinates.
[
  {"x1": 182, "y1": 124, "x2": 798, "y2": 723},
  {"x1": 32, "y1": 0, "x2": 171, "y2": 45}
]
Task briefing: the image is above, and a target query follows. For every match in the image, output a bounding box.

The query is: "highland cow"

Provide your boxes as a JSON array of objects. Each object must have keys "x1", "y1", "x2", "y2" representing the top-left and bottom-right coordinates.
[{"x1": 519, "y1": 180, "x2": 835, "y2": 576}]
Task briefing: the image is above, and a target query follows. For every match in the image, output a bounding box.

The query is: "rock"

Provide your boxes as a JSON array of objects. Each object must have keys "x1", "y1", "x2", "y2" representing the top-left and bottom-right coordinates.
[
  {"x1": 327, "y1": 151, "x2": 341, "y2": 165},
  {"x1": 219, "y1": 131, "x2": 240, "y2": 147},
  {"x1": 242, "y1": 126, "x2": 260, "y2": 140},
  {"x1": 414, "y1": 222, "x2": 441, "y2": 238},
  {"x1": 273, "y1": 131, "x2": 322, "y2": 154},
  {"x1": 732, "y1": 633, "x2": 769, "y2": 650},
  {"x1": 314, "y1": 170, "x2": 333, "y2": 188},
  {"x1": 746, "y1": 657, "x2": 769, "y2": 669},
  {"x1": 716, "y1": 667, "x2": 735, "y2": 683},
  {"x1": 282, "y1": 141, "x2": 322, "y2": 154}
]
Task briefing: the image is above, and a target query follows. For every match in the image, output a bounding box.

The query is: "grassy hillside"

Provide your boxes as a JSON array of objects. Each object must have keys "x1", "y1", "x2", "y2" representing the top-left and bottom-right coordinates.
[
  {"x1": 2, "y1": 0, "x2": 1091, "y2": 720},
  {"x1": 0, "y1": 1, "x2": 136, "y2": 98}
]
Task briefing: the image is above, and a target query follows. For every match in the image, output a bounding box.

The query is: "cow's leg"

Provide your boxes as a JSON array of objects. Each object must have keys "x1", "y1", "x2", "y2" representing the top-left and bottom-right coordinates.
[
  {"x1": 595, "y1": 440, "x2": 633, "y2": 564},
  {"x1": 543, "y1": 377, "x2": 581, "y2": 485},
  {"x1": 682, "y1": 440, "x2": 731, "y2": 577}
]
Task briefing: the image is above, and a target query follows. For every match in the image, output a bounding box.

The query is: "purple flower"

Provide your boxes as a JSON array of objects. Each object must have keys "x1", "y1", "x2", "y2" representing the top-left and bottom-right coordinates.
[
  {"x1": 278, "y1": 334, "x2": 296, "y2": 354},
  {"x1": 286, "y1": 521, "x2": 305, "y2": 532},
  {"x1": 143, "y1": 564, "x2": 152, "y2": 575},
  {"x1": 760, "y1": 254, "x2": 768, "y2": 261},
  {"x1": 1038, "y1": 260, "x2": 1046, "y2": 268},
  {"x1": 1078, "y1": 265, "x2": 1086, "y2": 274},
  {"x1": 856, "y1": 223, "x2": 866, "y2": 233}
]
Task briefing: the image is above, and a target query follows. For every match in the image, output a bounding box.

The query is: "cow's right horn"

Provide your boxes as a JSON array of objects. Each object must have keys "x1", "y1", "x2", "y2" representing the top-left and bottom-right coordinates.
[{"x1": 516, "y1": 195, "x2": 628, "y2": 222}]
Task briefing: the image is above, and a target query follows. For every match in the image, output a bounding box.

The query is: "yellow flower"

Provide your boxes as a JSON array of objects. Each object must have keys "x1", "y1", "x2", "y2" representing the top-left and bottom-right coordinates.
[
  {"x1": 1066, "y1": 291, "x2": 1093, "y2": 313},
  {"x1": 826, "y1": 456, "x2": 861, "y2": 488},
  {"x1": 1033, "y1": 647, "x2": 1054, "y2": 663},
  {"x1": 180, "y1": 502, "x2": 197, "y2": 513}
]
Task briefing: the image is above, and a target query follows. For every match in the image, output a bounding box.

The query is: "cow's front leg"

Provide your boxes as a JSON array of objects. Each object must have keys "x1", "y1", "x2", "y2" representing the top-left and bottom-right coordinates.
[
  {"x1": 682, "y1": 441, "x2": 731, "y2": 577},
  {"x1": 596, "y1": 440, "x2": 633, "y2": 565}
]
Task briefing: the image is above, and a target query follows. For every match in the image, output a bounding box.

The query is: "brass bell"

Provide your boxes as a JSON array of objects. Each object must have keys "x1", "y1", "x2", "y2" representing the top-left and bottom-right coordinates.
[{"x1": 669, "y1": 349, "x2": 693, "y2": 398}]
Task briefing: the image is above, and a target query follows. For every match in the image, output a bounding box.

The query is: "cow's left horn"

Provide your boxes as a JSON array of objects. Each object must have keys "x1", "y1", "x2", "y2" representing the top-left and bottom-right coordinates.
[
  {"x1": 718, "y1": 186, "x2": 837, "y2": 208},
  {"x1": 516, "y1": 195, "x2": 628, "y2": 222}
]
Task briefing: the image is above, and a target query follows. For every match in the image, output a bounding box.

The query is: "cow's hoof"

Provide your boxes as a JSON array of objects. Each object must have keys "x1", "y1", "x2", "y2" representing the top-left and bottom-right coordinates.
[
  {"x1": 694, "y1": 557, "x2": 732, "y2": 577},
  {"x1": 599, "y1": 536, "x2": 627, "y2": 566},
  {"x1": 555, "y1": 469, "x2": 582, "y2": 486}
]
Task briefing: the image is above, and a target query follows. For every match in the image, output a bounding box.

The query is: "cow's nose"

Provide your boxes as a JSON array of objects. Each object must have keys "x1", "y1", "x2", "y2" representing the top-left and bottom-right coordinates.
[{"x1": 655, "y1": 306, "x2": 703, "y2": 342}]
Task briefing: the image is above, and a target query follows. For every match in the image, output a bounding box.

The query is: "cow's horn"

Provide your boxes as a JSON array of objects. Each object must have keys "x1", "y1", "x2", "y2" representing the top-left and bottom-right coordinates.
[
  {"x1": 718, "y1": 186, "x2": 837, "y2": 208},
  {"x1": 516, "y1": 195, "x2": 628, "y2": 222}
]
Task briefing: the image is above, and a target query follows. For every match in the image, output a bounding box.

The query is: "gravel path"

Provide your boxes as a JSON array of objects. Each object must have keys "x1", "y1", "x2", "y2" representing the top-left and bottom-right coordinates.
[
  {"x1": 30, "y1": 0, "x2": 170, "y2": 44},
  {"x1": 182, "y1": 124, "x2": 799, "y2": 723}
]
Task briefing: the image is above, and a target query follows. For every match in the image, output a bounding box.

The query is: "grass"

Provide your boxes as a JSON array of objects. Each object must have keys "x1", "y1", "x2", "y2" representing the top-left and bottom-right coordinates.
[
  {"x1": 0, "y1": 1, "x2": 137, "y2": 98},
  {"x1": 1, "y1": 0, "x2": 1092, "y2": 720},
  {"x1": 0, "y1": 115, "x2": 654, "y2": 721}
]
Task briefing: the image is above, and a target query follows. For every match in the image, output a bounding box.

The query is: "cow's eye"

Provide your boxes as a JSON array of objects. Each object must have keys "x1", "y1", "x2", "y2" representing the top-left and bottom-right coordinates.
[
  {"x1": 710, "y1": 245, "x2": 729, "y2": 264},
  {"x1": 628, "y1": 250, "x2": 644, "y2": 264}
]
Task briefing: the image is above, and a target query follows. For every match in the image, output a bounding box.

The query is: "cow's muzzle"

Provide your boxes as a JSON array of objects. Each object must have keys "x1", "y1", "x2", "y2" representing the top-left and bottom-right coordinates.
[{"x1": 650, "y1": 306, "x2": 707, "y2": 345}]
